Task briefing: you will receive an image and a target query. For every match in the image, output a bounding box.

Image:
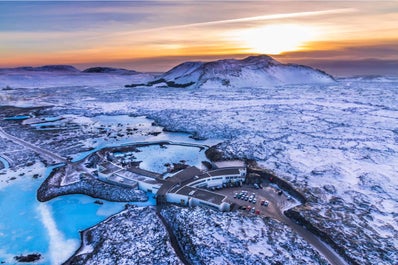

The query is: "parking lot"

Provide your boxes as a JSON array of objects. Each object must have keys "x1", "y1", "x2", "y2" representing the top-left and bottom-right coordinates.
[{"x1": 217, "y1": 183, "x2": 299, "y2": 220}]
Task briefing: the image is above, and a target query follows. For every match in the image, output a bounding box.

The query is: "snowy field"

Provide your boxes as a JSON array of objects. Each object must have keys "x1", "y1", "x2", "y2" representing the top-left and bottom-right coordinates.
[{"x1": 1, "y1": 72, "x2": 398, "y2": 264}]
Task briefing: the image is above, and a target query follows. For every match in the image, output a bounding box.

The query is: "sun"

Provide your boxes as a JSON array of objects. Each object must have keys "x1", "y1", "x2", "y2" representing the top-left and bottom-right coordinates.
[{"x1": 226, "y1": 24, "x2": 320, "y2": 54}]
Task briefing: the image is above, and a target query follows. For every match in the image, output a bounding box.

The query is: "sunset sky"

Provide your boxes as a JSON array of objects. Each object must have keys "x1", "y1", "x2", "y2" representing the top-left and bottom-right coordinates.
[{"x1": 1, "y1": 1, "x2": 397, "y2": 76}]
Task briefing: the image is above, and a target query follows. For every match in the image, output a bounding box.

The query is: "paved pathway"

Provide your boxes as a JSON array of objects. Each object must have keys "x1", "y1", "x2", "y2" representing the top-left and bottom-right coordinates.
[{"x1": 0, "y1": 127, "x2": 67, "y2": 163}]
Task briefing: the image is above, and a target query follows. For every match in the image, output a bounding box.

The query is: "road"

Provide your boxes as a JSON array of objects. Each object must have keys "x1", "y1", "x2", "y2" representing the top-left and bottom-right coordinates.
[
  {"x1": 0, "y1": 127, "x2": 67, "y2": 163},
  {"x1": 156, "y1": 207, "x2": 191, "y2": 265},
  {"x1": 219, "y1": 186, "x2": 349, "y2": 265}
]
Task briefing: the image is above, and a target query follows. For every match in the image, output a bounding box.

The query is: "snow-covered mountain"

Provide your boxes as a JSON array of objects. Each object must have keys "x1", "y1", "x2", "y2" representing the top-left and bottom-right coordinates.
[
  {"x1": 127, "y1": 55, "x2": 335, "y2": 88},
  {"x1": 0, "y1": 65, "x2": 152, "y2": 89}
]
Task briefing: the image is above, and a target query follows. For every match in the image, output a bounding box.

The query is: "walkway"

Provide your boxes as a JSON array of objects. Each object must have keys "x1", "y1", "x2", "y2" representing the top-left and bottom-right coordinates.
[{"x1": 0, "y1": 127, "x2": 67, "y2": 163}]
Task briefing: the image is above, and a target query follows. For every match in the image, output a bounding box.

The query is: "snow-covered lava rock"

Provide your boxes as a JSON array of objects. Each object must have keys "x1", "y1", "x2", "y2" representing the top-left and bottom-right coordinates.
[
  {"x1": 161, "y1": 205, "x2": 329, "y2": 265},
  {"x1": 65, "y1": 206, "x2": 182, "y2": 265}
]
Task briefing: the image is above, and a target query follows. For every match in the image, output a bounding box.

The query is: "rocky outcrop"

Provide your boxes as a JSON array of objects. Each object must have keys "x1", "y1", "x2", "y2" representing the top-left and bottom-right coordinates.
[
  {"x1": 37, "y1": 166, "x2": 147, "y2": 202},
  {"x1": 14, "y1": 253, "x2": 42, "y2": 263},
  {"x1": 64, "y1": 205, "x2": 182, "y2": 265},
  {"x1": 205, "y1": 144, "x2": 234, "y2": 161}
]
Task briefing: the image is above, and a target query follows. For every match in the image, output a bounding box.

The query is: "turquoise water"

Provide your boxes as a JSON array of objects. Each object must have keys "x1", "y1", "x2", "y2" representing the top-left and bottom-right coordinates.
[
  {"x1": 3, "y1": 115, "x2": 30, "y2": 120},
  {"x1": 132, "y1": 145, "x2": 209, "y2": 174},
  {"x1": 0, "y1": 165, "x2": 129, "y2": 264}
]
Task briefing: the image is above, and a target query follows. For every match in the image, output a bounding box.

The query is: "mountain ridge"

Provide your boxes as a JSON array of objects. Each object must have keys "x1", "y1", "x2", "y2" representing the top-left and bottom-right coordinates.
[
  {"x1": 126, "y1": 55, "x2": 335, "y2": 88},
  {"x1": 0, "y1": 65, "x2": 140, "y2": 75}
]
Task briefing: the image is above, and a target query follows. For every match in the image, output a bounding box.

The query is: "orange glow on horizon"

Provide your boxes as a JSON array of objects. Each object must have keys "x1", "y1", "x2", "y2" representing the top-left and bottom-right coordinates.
[{"x1": 0, "y1": 2, "x2": 397, "y2": 73}]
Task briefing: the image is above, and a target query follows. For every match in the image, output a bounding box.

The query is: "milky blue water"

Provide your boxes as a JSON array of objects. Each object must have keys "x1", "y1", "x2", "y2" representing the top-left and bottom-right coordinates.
[
  {"x1": 0, "y1": 165, "x2": 148, "y2": 264},
  {"x1": 3, "y1": 115, "x2": 30, "y2": 121},
  {"x1": 133, "y1": 145, "x2": 209, "y2": 174}
]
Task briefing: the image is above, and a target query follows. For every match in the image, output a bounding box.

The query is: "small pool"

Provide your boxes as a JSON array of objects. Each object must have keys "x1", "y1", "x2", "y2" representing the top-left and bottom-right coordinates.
[
  {"x1": 132, "y1": 144, "x2": 209, "y2": 174},
  {"x1": 3, "y1": 115, "x2": 30, "y2": 120}
]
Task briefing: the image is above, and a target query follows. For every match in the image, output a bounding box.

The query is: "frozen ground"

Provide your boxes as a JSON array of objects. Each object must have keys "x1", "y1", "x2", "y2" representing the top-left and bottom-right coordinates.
[
  {"x1": 66, "y1": 205, "x2": 182, "y2": 265},
  {"x1": 1, "y1": 71, "x2": 398, "y2": 264},
  {"x1": 161, "y1": 205, "x2": 329, "y2": 265}
]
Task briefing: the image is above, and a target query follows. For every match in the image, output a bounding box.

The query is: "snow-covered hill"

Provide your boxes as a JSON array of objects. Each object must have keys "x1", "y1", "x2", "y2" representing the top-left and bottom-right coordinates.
[
  {"x1": 127, "y1": 55, "x2": 335, "y2": 88},
  {"x1": 1, "y1": 65, "x2": 81, "y2": 73},
  {"x1": 83, "y1": 67, "x2": 140, "y2": 75},
  {"x1": 0, "y1": 65, "x2": 152, "y2": 89}
]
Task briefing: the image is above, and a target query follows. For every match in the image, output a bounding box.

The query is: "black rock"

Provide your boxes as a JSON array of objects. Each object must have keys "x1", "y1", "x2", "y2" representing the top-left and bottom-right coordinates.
[{"x1": 14, "y1": 253, "x2": 41, "y2": 263}]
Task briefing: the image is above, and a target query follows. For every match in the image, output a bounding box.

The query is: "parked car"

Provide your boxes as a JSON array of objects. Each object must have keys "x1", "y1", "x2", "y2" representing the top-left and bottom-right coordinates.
[
  {"x1": 263, "y1": 201, "x2": 269, "y2": 207},
  {"x1": 252, "y1": 198, "x2": 257, "y2": 204},
  {"x1": 254, "y1": 183, "x2": 259, "y2": 189},
  {"x1": 251, "y1": 207, "x2": 255, "y2": 213}
]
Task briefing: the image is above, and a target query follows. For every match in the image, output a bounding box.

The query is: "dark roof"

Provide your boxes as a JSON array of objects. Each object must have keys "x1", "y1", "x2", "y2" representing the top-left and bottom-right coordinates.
[
  {"x1": 207, "y1": 168, "x2": 241, "y2": 177},
  {"x1": 175, "y1": 186, "x2": 197, "y2": 196},
  {"x1": 127, "y1": 166, "x2": 162, "y2": 178},
  {"x1": 168, "y1": 166, "x2": 202, "y2": 184},
  {"x1": 157, "y1": 181, "x2": 176, "y2": 196},
  {"x1": 175, "y1": 186, "x2": 226, "y2": 205}
]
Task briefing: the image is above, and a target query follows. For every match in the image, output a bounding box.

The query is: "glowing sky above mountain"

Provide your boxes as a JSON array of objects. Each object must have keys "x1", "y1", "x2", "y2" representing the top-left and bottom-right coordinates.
[{"x1": 1, "y1": 1, "x2": 397, "y2": 75}]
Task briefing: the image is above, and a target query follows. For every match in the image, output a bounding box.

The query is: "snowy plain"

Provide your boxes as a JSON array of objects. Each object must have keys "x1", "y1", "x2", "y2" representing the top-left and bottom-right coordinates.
[{"x1": 1, "y1": 69, "x2": 397, "y2": 264}]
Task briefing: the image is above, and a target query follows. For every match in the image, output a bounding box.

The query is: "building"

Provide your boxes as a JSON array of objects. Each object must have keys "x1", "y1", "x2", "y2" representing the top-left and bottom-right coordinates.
[
  {"x1": 157, "y1": 165, "x2": 246, "y2": 211},
  {"x1": 96, "y1": 153, "x2": 247, "y2": 212}
]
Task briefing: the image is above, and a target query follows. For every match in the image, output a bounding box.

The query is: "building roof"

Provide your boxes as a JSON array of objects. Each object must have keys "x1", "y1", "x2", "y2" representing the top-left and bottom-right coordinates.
[
  {"x1": 207, "y1": 167, "x2": 241, "y2": 177},
  {"x1": 99, "y1": 161, "x2": 122, "y2": 175},
  {"x1": 168, "y1": 166, "x2": 202, "y2": 184},
  {"x1": 107, "y1": 173, "x2": 138, "y2": 187},
  {"x1": 214, "y1": 160, "x2": 246, "y2": 168},
  {"x1": 127, "y1": 166, "x2": 162, "y2": 179},
  {"x1": 117, "y1": 169, "x2": 162, "y2": 186},
  {"x1": 157, "y1": 181, "x2": 176, "y2": 196},
  {"x1": 175, "y1": 186, "x2": 226, "y2": 205}
]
